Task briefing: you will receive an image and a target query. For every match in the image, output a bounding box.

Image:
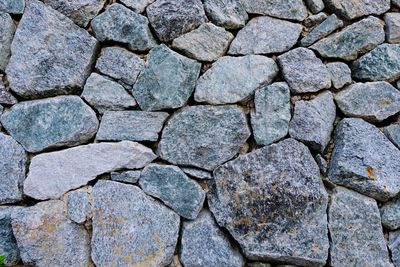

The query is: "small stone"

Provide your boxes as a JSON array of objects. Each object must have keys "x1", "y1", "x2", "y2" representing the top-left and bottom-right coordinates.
[
  {"x1": 0, "y1": 79, "x2": 17, "y2": 105},
  {"x1": 92, "y1": 180, "x2": 180, "y2": 267},
  {"x1": 111, "y1": 170, "x2": 141, "y2": 184},
  {"x1": 172, "y1": 23, "x2": 234, "y2": 62},
  {"x1": 324, "y1": 0, "x2": 390, "y2": 20},
  {"x1": 384, "y1": 123, "x2": 400, "y2": 149},
  {"x1": 300, "y1": 14, "x2": 343, "y2": 47},
  {"x1": 195, "y1": 55, "x2": 278, "y2": 104},
  {"x1": 0, "y1": 207, "x2": 20, "y2": 266},
  {"x1": 247, "y1": 263, "x2": 272, "y2": 267},
  {"x1": 97, "y1": 111, "x2": 168, "y2": 142},
  {"x1": 119, "y1": 0, "x2": 155, "y2": 13},
  {"x1": 0, "y1": 13, "x2": 15, "y2": 72},
  {"x1": 23, "y1": 141, "x2": 156, "y2": 200},
  {"x1": 66, "y1": 188, "x2": 92, "y2": 224},
  {"x1": 385, "y1": 13, "x2": 400, "y2": 44},
  {"x1": 335, "y1": 82, "x2": 400, "y2": 122},
  {"x1": 203, "y1": 0, "x2": 248, "y2": 29},
  {"x1": 277, "y1": 48, "x2": 331, "y2": 94},
  {"x1": 158, "y1": 105, "x2": 250, "y2": 171},
  {"x1": 380, "y1": 198, "x2": 400, "y2": 230},
  {"x1": 305, "y1": 0, "x2": 324, "y2": 14},
  {"x1": 1, "y1": 96, "x2": 99, "y2": 153},
  {"x1": 0, "y1": 0, "x2": 24, "y2": 14},
  {"x1": 133, "y1": 44, "x2": 201, "y2": 111},
  {"x1": 328, "y1": 187, "x2": 392, "y2": 267},
  {"x1": 244, "y1": 0, "x2": 307, "y2": 21},
  {"x1": 228, "y1": 16, "x2": 302, "y2": 55},
  {"x1": 389, "y1": 231, "x2": 400, "y2": 267},
  {"x1": 251, "y1": 82, "x2": 291, "y2": 146},
  {"x1": 91, "y1": 3, "x2": 157, "y2": 52},
  {"x1": 315, "y1": 154, "x2": 328, "y2": 176},
  {"x1": 180, "y1": 210, "x2": 245, "y2": 267},
  {"x1": 326, "y1": 62, "x2": 352, "y2": 89},
  {"x1": 304, "y1": 12, "x2": 328, "y2": 28},
  {"x1": 181, "y1": 167, "x2": 212, "y2": 180}
]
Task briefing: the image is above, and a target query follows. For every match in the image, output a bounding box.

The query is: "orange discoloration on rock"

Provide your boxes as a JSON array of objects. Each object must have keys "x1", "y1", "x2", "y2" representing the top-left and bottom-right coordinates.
[{"x1": 367, "y1": 166, "x2": 376, "y2": 180}]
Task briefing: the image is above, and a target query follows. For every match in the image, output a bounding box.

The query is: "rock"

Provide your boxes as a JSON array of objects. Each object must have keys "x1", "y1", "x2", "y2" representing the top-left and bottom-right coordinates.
[
  {"x1": 389, "y1": 231, "x2": 400, "y2": 267},
  {"x1": 395, "y1": 0, "x2": 400, "y2": 8},
  {"x1": 139, "y1": 164, "x2": 205, "y2": 219},
  {"x1": 0, "y1": 80, "x2": 17, "y2": 105},
  {"x1": 111, "y1": 170, "x2": 141, "y2": 184},
  {"x1": 91, "y1": 180, "x2": 180, "y2": 267},
  {"x1": 384, "y1": 123, "x2": 400, "y2": 149},
  {"x1": 315, "y1": 154, "x2": 328, "y2": 176},
  {"x1": 289, "y1": 92, "x2": 336, "y2": 152},
  {"x1": 12, "y1": 201, "x2": 90, "y2": 267},
  {"x1": 1, "y1": 96, "x2": 99, "y2": 153},
  {"x1": 385, "y1": 13, "x2": 400, "y2": 44},
  {"x1": 247, "y1": 263, "x2": 272, "y2": 267},
  {"x1": 305, "y1": 0, "x2": 324, "y2": 14},
  {"x1": 0, "y1": 207, "x2": 20, "y2": 266},
  {"x1": 329, "y1": 118, "x2": 400, "y2": 201},
  {"x1": 158, "y1": 105, "x2": 250, "y2": 171},
  {"x1": 324, "y1": 0, "x2": 390, "y2": 20},
  {"x1": 304, "y1": 12, "x2": 328, "y2": 28},
  {"x1": 310, "y1": 16, "x2": 384, "y2": 61},
  {"x1": 195, "y1": 55, "x2": 278, "y2": 104},
  {"x1": 171, "y1": 23, "x2": 234, "y2": 62},
  {"x1": 133, "y1": 44, "x2": 201, "y2": 111},
  {"x1": 203, "y1": 0, "x2": 248, "y2": 29},
  {"x1": 96, "y1": 111, "x2": 169, "y2": 142},
  {"x1": 6, "y1": 0, "x2": 98, "y2": 99},
  {"x1": 300, "y1": 14, "x2": 343, "y2": 47},
  {"x1": 181, "y1": 167, "x2": 212, "y2": 180},
  {"x1": 147, "y1": 0, "x2": 207, "y2": 42},
  {"x1": 326, "y1": 62, "x2": 352, "y2": 89},
  {"x1": 328, "y1": 187, "x2": 392, "y2": 267},
  {"x1": 244, "y1": 0, "x2": 307, "y2": 21},
  {"x1": 228, "y1": 16, "x2": 302, "y2": 55},
  {"x1": 0, "y1": 0, "x2": 24, "y2": 14},
  {"x1": 380, "y1": 198, "x2": 400, "y2": 230},
  {"x1": 119, "y1": 0, "x2": 155, "y2": 13},
  {"x1": 180, "y1": 210, "x2": 245, "y2": 267},
  {"x1": 81, "y1": 73, "x2": 137, "y2": 114},
  {"x1": 23, "y1": 141, "x2": 156, "y2": 200},
  {"x1": 66, "y1": 188, "x2": 92, "y2": 224},
  {"x1": 208, "y1": 138, "x2": 329, "y2": 266},
  {"x1": 335, "y1": 82, "x2": 400, "y2": 122},
  {"x1": 91, "y1": 3, "x2": 157, "y2": 51},
  {"x1": 0, "y1": 133, "x2": 27, "y2": 204},
  {"x1": 277, "y1": 48, "x2": 331, "y2": 94},
  {"x1": 251, "y1": 82, "x2": 291, "y2": 146},
  {"x1": 0, "y1": 13, "x2": 15, "y2": 72}
]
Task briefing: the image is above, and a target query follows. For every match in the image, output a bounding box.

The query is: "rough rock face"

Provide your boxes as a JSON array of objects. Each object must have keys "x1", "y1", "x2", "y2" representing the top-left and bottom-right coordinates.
[
  {"x1": 203, "y1": 0, "x2": 248, "y2": 29},
  {"x1": 181, "y1": 167, "x2": 212, "y2": 180},
  {"x1": 381, "y1": 198, "x2": 400, "y2": 230},
  {"x1": 0, "y1": 0, "x2": 25, "y2": 14},
  {"x1": 66, "y1": 188, "x2": 92, "y2": 224},
  {"x1": 385, "y1": 13, "x2": 400, "y2": 44},
  {"x1": 300, "y1": 14, "x2": 343, "y2": 47},
  {"x1": 305, "y1": 0, "x2": 324, "y2": 14},
  {"x1": 384, "y1": 123, "x2": 400, "y2": 149},
  {"x1": 0, "y1": 13, "x2": 15, "y2": 72},
  {"x1": 324, "y1": 0, "x2": 390, "y2": 20},
  {"x1": 389, "y1": 231, "x2": 400, "y2": 267},
  {"x1": 0, "y1": 79, "x2": 17, "y2": 105},
  {"x1": 111, "y1": 170, "x2": 141, "y2": 184},
  {"x1": 119, "y1": 0, "x2": 155, "y2": 13},
  {"x1": 244, "y1": 0, "x2": 308, "y2": 21},
  {"x1": 0, "y1": 207, "x2": 20, "y2": 266},
  {"x1": 326, "y1": 62, "x2": 352, "y2": 89}
]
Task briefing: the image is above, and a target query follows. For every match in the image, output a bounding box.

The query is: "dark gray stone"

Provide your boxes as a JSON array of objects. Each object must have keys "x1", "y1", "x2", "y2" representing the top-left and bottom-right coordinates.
[
  {"x1": 244, "y1": 0, "x2": 308, "y2": 21},
  {"x1": 0, "y1": 207, "x2": 20, "y2": 266},
  {"x1": 119, "y1": 0, "x2": 155, "y2": 13},
  {"x1": 0, "y1": 79, "x2": 17, "y2": 105},
  {"x1": 0, "y1": 13, "x2": 15, "y2": 72},
  {"x1": 389, "y1": 230, "x2": 400, "y2": 267},
  {"x1": 315, "y1": 154, "x2": 328, "y2": 176},
  {"x1": 324, "y1": 0, "x2": 390, "y2": 20},
  {"x1": 203, "y1": 0, "x2": 248, "y2": 29},
  {"x1": 305, "y1": 0, "x2": 324, "y2": 14},
  {"x1": 384, "y1": 123, "x2": 400, "y2": 149},
  {"x1": 381, "y1": 198, "x2": 400, "y2": 230},
  {"x1": 385, "y1": 13, "x2": 400, "y2": 44},
  {"x1": 300, "y1": 14, "x2": 343, "y2": 47},
  {"x1": 0, "y1": 0, "x2": 24, "y2": 14},
  {"x1": 304, "y1": 12, "x2": 328, "y2": 28},
  {"x1": 111, "y1": 170, "x2": 141, "y2": 184},
  {"x1": 66, "y1": 188, "x2": 92, "y2": 224},
  {"x1": 326, "y1": 62, "x2": 352, "y2": 89},
  {"x1": 181, "y1": 167, "x2": 212, "y2": 180},
  {"x1": 394, "y1": 0, "x2": 400, "y2": 8}
]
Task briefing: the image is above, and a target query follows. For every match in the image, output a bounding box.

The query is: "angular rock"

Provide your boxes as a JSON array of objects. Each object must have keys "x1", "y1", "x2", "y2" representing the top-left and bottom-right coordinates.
[
  {"x1": 181, "y1": 167, "x2": 212, "y2": 180},
  {"x1": 91, "y1": 4, "x2": 156, "y2": 51},
  {"x1": 0, "y1": 13, "x2": 15, "y2": 72},
  {"x1": 384, "y1": 123, "x2": 400, "y2": 149},
  {"x1": 195, "y1": 55, "x2": 278, "y2": 104},
  {"x1": 304, "y1": 12, "x2": 328, "y2": 28},
  {"x1": 329, "y1": 118, "x2": 400, "y2": 201},
  {"x1": 228, "y1": 16, "x2": 302, "y2": 55},
  {"x1": 6, "y1": 0, "x2": 98, "y2": 99},
  {"x1": 180, "y1": 210, "x2": 245, "y2": 267},
  {"x1": 315, "y1": 154, "x2": 328, "y2": 176},
  {"x1": 66, "y1": 188, "x2": 92, "y2": 224},
  {"x1": 203, "y1": 0, "x2": 248, "y2": 29},
  {"x1": 24, "y1": 141, "x2": 156, "y2": 200},
  {"x1": 1, "y1": 96, "x2": 99, "y2": 153},
  {"x1": 0, "y1": 80, "x2": 17, "y2": 105},
  {"x1": 158, "y1": 105, "x2": 250, "y2": 171},
  {"x1": 324, "y1": 0, "x2": 390, "y2": 20},
  {"x1": 389, "y1": 231, "x2": 400, "y2": 267},
  {"x1": 0, "y1": 207, "x2": 20, "y2": 266},
  {"x1": 0, "y1": 0, "x2": 24, "y2": 14},
  {"x1": 385, "y1": 13, "x2": 400, "y2": 44},
  {"x1": 326, "y1": 62, "x2": 352, "y2": 89},
  {"x1": 305, "y1": 0, "x2": 324, "y2": 14},
  {"x1": 277, "y1": 48, "x2": 331, "y2": 94},
  {"x1": 92, "y1": 180, "x2": 180, "y2": 267},
  {"x1": 380, "y1": 198, "x2": 400, "y2": 230},
  {"x1": 395, "y1": 0, "x2": 400, "y2": 8},
  {"x1": 300, "y1": 14, "x2": 343, "y2": 47},
  {"x1": 111, "y1": 170, "x2": 141, "y2": 184},
  {"x1": 244, "y1": 0, "x2": 307, "y2": 21},
  {"x1": 247, "y1": 264, "x2": 272, "y2": 267},
  {"x1": 120, "y1": 0, "x2": 155, "y2": 13},
  {"x1": 208, "y1": 138, "x2": 329, "y2": 266},
  {"x1": 133, "y1": 44, "x2": 201, "y2": 111},
  {"x1": 97, "y1": 111, "x2": 168, "y2": 142}
]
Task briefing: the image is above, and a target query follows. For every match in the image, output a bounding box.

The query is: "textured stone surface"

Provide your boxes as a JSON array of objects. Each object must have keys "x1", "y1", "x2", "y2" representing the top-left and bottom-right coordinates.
[
  {"x1": 304, "y1": 13, "x2": 328, "y2": 28},
  {"x1": 326, "y1": 62, "x2": 352, "y2": 89},
  {"x1": 324, "y1": 0, "x2": 390, "y2": 20},
  {"x1": 0, "y1": 80, "x2": 17, "y2": 105},
  {"x1": 111, "y1": 170, "x2": 141, "y2": 184},
  {"x1": 305, "y1": 0, "x2": 324, "y2": 14},
  {"x1": 0, "y1": 13, "x2": 15, "y2": 72},
  {"x1": 244, "y1": 0, "x2": 307, "y2": 21},
  {"x1": 120, "y1": 0, "x2": 155, "y2": 13},
  {"x1": 0, "y1": 207, "x2": 20, "y2": 266},
  {"x1": 0, "y1": 0, "x2": 24, "y2": 14},
  {"x1": 385, "y1": 13, "x2": 400, "y2": 44},
  {"x1": 380, "y1": 198, "x2": 400, "y2": 230},
  {"x1": 24, "y1": 141, "x2": 156, "y2": 200},
  {"x1": 195, "y1": 55, "x2": 278, "y2": 104},
  {"x1": 389, "y1": 231, "x2": 400, "y2": 267},
  {"x1": 66, "y1": 188, "x2": 92, "y2": 224},
  {"x1": 203, "y1": 0, "x2": 248, "y2": 29},
  {"x1": 300, "y1": 14, "x2": 343, "y2": 47},
  {"x1": 315, "y1": 154, "x2": 328, "y2": 176},
  {"x1": 384, "y1": 123, "x2": 400, "y2": 149},
  {"x1": 181, "y1": 167, "x2": 212, "y2": 180}
]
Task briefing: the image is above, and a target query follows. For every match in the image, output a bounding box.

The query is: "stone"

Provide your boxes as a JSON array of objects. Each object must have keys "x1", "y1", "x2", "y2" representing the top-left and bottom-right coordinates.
[
  {"x1": 329, "y1": 118, "x2": 400, "y2": 201},
  {"x1": 277, "y1": 48, "x2": 331, "y2": 94},
  {"x1": 181, "y1": 167, "x2": 212, "y2": 180},
  {"x1": 81, "y1": 73, "x2": 137, "y2": 114},
  {"x1": 0, "y1": 80, "x2": 17, "y2": 105},
  {"x1": 251, "y1": 82, "x2": 291, "y2": 146},
  {"x1": 247, "y1": 263, "x2": 272, "y2": 267},
  {"x1": 0, "y1": 0, "x2": 24, "y2": 14},
  {"x1": 119, "y1": 0, "x2": 155, "y2": 13},
  {"x1": 91, "y1": 3, "x2": 156, "y2": 52},
  {"x1": 203, "y1": 0, "x2": 248, "y2": 29},
  {"x1": 385, "y1": 13, "x2": 400, "y2": 44},
  {"x1": 244, "y1": 0, "x2": 307, "y2": 21},
  {"x1": 23, "y1": 141, "x2": 156, "y2": 200},
  {"x1": 0, "y1": 207, "x2": 20, "y2": 266},
  {"x1": 66, "y1": 188, "x2": 92, "y2": 224},
  {"x1": 335, "y1": 82, "x2": 400, "y2": 122},
  {"x1": 195, "y1": 55, "x2": 278, "y2": 104},
  {"x1": 380, "y1": 198, "x2": 400, "y2": 230},
  {"x1": 310, "y1": 16, "x2": 385, "y2": 61},
  {"x1": 111, "y1": 170, "x2": 141, "y2": 184},
  {"x1": 6, "y1": 0, "x2": 98, "y2": 99},
  {"x1": 91, "y1": 180, "x2": 180, "y2": 267},
  {"x1": 139, "y1": 164, "x2": 205, "y2": 219},
  {"x1": 96, "y1": 111, "x2": 169, "y2": 142},
  {"x1": 304, "y1": 12, "x2": 328, "y2": 28},
  {"x1": 326, "y1": 62, "x2": 352, "y2": 89},
  {"x1": 315, "y1": 154, "x2": 328, "y2": 176},
  {"x1": 147, "y1": 0, "x2": 207, "y2": 42},
  {"x1": 171, "y1": 23, "x2": 234, "y2": 62},
  {"x1": 133, "y1": 44, "x2": 201, "y2": 111},
  {"x1": 300, "y1": 14, "x2": 343, "y2": 47},
  {"x1": 180, "y1": 210, "x2": 245, "y2": 267},
  {"x1": 158, "y1": 105, "x2": 250, "y2": 171},
  {"x1": 305, "y1": 0, "x2": 324, "y2": 14},
  {"x1": 208, "y1": 138, "x2": 329, "y2": 266},
  {"x1": 228, "y1": 16, "x2": 302, "y2": 55},
  {"x1": 324, "y1": 0, "x2": 390, "y2": 20},
  {"x1": 328, "y1": 187, "x2": 392, "y2": 267},
  {"x1": 0, "y1": 13, "x2": 15, "y2": 72},
  {"x1": 1, "y1": 96, "x2": 99, "y2": 153},
  {"x1": 389, "y1": 231, "x2": 400, "y2": 267},
  {"x1": 384, "y1": 123, "x2": 400, "y2": 149}
]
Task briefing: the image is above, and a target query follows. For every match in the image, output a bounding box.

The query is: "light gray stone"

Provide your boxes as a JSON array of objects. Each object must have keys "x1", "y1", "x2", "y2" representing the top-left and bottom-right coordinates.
[
  {"x1": 304, "y1": 12, "x2": 328, "y2": 28},
  {"x1": 0, "y1": 80, "x2": 17, "y2": 105},
  {"x1": 0, "y1": 207, "x2": 20, "y2": 266},
  {"x1": 0, "y1": 0, "x2": 24, "y2": 14},
  {"x1": 389, "y1": 230, "x2": 400, "y2": 267},
  {"x1": 111, "y1": 170, "x2": 141, "y2": 184},
  {"x1": 384, "y1": 123, "x2": 400, "y2": 149},
  {"x1": 181, "y1": 167, "x2": 212, "y2": 180},
  {"x1": 385, "y1": 13, "x2": 400, "y2": 44},
  {"x1": 326, "y1": 62, "x2": 351, "y2": 89},
  {"x1": 315, "y1": 154, "x2": 328, "y2": 176},
  {"x1": 380, "y1": 198, "x2": 400, "y2": 230},
  {"x1": 300, "y1": 14, "x2": 343, "y2": 47},
  {"x1": 203, "y1": 0, "x2": 248, "y2": 29},
  {"x1": 305, "y1": 0, "x2": 324, "y2": 14},
  {"x1": 244, "y1": 0, "x2": 308, "y2": 21},
  {"x1": 0, "y1": 13, "x2": 15, "y2": 72},
  {"x1": 324, "y1": 0, "x2": 390, "y2": 20},
  {"x1": 66, "y1": 188, "x2": 92, "y2": 224},
  {"x1": 120, "y1": 0, "x2": 155, "y2": 13}
]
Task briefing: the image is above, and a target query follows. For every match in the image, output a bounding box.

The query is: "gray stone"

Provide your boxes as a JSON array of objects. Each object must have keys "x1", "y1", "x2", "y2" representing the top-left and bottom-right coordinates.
[
  {"x1": 385, "y1": 13, "x2": 400, "y2": 44},
  {"x1": 1, "y1": 96, "x2": 99, "y2": 153},
  {"x1": 389, "y1": 230, "x2": 400, "y2": 267},
  {"x1": 66, "y1": 188, "x2": 92, "y2": 224},
  {"x1": 203, "y1": 0, "x2": 248, "y2": 29},
  {"x1": 111, "y1": 170, "x2": 141, "y2": 184},
  {"x1": 329, "y1": 118, "x2": 400, "y2": 201},
  {"x1": 180, "y1": 210, "x2": 245, "y2": 267},
  {"x1": 92, "y1": 180, "x2": 180, "y2": 267},
  {"x1": 328, "y1": 187, "x2": 392, "y2": 267},
  {"x1": 0, "y1": 0, "x2": 24, "y2": 14},
  {"x1": 133, "y1": 44, "x2": 201, "y2": 111},
  {"x1": 304, "y1": 12, "x2": 328, "y2": 28},
  {"x1": 0, "y1": 80, "x2": 17, "y2": 105},
  {"x1": 251, "y1": 82, "x2": 291, "y2": 146},
  {"x1": 11, "y1": 200, "x2": 90, "y2": 267},
  {"x1": 119, "y1": 0, "x2": 155, "y2": 13},
  {"x1": 305, "y1": 0, "x2": 324, "y2": 14},
  {"x1": 208, "y1": 138, "x2": 329, "y2": 266},
  {"x1": 181, "y1": 167, "x2": 212, "y2": 180},
  {"x1": 324, "y1": 0, "x2": 390, "y2": 20},
  {"x1": 0, "y1": 207, "x2": 20, "y2": 266},
  {"x1": 228, "y1": 16, "x2": 302, "y2": 55},
  {"x1": 0, "y1": 13, "x2": 15, "y2": 72},
  {"x1": 140, "y1": 164, "x2": 205, "y2": 219},
  {"x1": 384, "y1": 123, "x2": 400, "y2": 149},
  {"x1": 310, "y1": 16, "x2": 385, "y2": 61},
  {"x1": 277, "y1": 48, "x2": 331, "y2": 94},
  {"x1": 326, "y1": 62, "x2": 352, "y2": 89},
  {"x1": 247, "y1": 263, "x2": 272, "y2": 267},
  {"x1": 23, "y1": 141, "x2": 156, "y2": 200},
  {"x1": 335, "y1": 82, "x2": 400, "y2": 122},
  {"x1": 158, "y1": 105, "x2": 250, "y2": 171},
  {"x1": 380, "y1": 198, "x2": 400, "y2": 230},
  {"x1": 244, "y1": 0, "x2": 307, "y2": 21},
  {"x1": 97, "y1": 111, "x2": 168, "y2": 142},
  {"x1": 195, "y1": 55, "x2": 278, "y2": 104},
  {"x1": 91, "y1": 3, "x2": 157, "y2": 52},
  {"x1": 172, "y1": 23, "x2": 234, "y2": 62},
  {"x1": 300, "y1": 14, "x2": 343, "y2": 47},
  {"x1": 315, "y1": 154, "x2": 328, "y2": 176},
  {"x1": 6, "y1": 0, "x2": 98, "y2": 99}
]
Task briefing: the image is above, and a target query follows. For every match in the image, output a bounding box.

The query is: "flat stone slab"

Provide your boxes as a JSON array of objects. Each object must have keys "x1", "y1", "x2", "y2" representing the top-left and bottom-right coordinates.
[
  {"x1": 203, "y1": 0, "x2": 248, "y2": 29},
  {"x1": 384, "y1": 123, "x2": 400, "y2": 149},
  {"x1": 0, "y1": 0, "x2": 25, "y2": 14},
  {"x1": 385, "y1": 13, "x2": 400, "y2": 44},
  {"x1": 380, "y1": 198, "x2": 400, "y2": 230},
  {"x1": 324, "y1": 0, "x2": 390, "y2": 20},
  {"x1": 300, "y1": 14, "x2": 343, "y2": 47},
  {"x1": 244, "y1": 0, "x2": 308, "y2": 21},
  {"x1": 326, "y1": 62, "x2": 352, "y2": 89},
  {"x1": 0, "y1": 207, "x2": 20, "y2": 266},
  {"x1": 111, "y1": 170, "x2": 141, "y2": 184},
  {"x1": 181, "y1": 167, "x2": 212, "y2": 180},
  {"x1": 0, "y1": 13, "x2": 15, "y2": 72}
]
